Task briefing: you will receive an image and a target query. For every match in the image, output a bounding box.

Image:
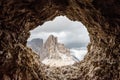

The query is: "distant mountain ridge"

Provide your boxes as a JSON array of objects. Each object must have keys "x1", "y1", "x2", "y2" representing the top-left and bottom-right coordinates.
[
  {"x1": 27, "y1": 38, "x2": 43, "y2": 55},
  {"x1": 27, "y1": 38, "x2": 48, "y2": 60}
]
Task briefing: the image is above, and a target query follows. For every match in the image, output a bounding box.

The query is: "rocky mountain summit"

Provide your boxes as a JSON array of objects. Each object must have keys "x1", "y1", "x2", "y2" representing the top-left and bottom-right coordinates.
[
  {"x1": 27, "y1": 35, "x2": 75, "y2": 67},
  {"x1": 43, "y1": 35, "x2": 71, "y2": 59},
  {"x1": 42, "y1": 35, "x2": 75, "y2": 67}
]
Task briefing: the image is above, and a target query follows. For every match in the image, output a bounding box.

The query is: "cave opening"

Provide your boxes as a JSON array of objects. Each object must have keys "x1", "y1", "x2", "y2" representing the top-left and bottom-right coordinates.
[
  {"x1": 27, "y1": 16, "x2": 90, "y2": 67},
  {"x1": 0, "y1": 0, "x2": 119, "y2": 79}
]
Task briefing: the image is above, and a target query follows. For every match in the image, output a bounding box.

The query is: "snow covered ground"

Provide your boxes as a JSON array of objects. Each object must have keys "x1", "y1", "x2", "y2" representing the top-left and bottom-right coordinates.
[
  {"x1": 42, "y1": 58, "x2": 75, "y2": 67},
  {"x1": 42, "y1": 48, "x2": 87, "y2": 67},
  {"x1": 42, "y1": 51, "x2": 75, "y2": 67}
]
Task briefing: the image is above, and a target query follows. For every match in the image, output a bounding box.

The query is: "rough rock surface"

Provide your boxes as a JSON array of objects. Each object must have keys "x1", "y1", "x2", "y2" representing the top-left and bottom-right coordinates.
[
  {"x1": 43, "y1": 35, "x2": 70, "y2": 59},
  {"x1": 42, "y1": 35, "x2": 75, "y2": 67},
  {"x1": 0, "y1": 0, "x2": 120, "y2": 80}
]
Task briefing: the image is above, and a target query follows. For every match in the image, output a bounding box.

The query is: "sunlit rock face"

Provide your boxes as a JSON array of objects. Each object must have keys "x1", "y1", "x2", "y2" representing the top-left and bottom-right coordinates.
[
  {"x1": 43, "y1": 35, "x2": 70, "y2": 59},
  {"x1": 42, "y1": 35, "x2": 75, "y2": 67},
  {"x1": 0, "y1": 0, "x2": 120, "y2": 80}
]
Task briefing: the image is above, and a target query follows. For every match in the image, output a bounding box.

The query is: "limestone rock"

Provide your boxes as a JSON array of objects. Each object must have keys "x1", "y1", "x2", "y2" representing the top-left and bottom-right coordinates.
[
  {"x1": 42, "y1": 35, "x2": 75, "y2": 67},
  {"x1": 43, "y1": 35, "x2": 71, "y2": 59}
]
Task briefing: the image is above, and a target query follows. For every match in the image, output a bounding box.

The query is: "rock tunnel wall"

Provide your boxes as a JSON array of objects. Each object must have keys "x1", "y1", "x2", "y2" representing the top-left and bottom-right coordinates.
[{"x1": 0, "y1": 0, "x2": 120, "y2": 80}]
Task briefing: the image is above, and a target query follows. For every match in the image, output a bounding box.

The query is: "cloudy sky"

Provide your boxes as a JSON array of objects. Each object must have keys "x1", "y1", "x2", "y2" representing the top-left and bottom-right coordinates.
[{"x1": 28, "y1": 16, "x2": 90, "y2": 49}]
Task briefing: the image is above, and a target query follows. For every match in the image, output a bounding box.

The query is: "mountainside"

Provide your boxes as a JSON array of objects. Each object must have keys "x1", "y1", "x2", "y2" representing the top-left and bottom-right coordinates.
[
  {"x1": 27, "y1": 35, "x2": 76, "y2": 67},
  {"x1": 42, "y1": 35, "x2": 75, "y2": 67}
]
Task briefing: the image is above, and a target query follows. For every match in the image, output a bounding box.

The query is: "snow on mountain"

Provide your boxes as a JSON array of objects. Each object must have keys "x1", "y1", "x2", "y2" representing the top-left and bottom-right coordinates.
[
  {"x1": 27, "y1": 35, "x2": 87, "y2": 67},
  {"x1": 42, "y1": 35, "x2": 75, "y2": 67}
]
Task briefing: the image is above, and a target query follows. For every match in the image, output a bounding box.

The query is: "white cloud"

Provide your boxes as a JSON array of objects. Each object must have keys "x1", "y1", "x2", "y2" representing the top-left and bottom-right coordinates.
[{"x1": 28, "y1": 16, "x2": 90, "y2": 48}]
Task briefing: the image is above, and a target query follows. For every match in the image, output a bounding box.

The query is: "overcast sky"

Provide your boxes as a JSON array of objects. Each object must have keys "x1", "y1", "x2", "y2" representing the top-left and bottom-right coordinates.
[{"x1": 28, "y1": 16, "x2": 90, "y2": 49}]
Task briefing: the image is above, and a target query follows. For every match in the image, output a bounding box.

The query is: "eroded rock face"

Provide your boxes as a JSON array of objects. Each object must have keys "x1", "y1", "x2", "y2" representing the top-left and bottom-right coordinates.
[
  {"x1": 42, "y1": 35, "x2": 75, "y2": 67},
  {"x1": 43, "y1": 35, "x2": 70, "y2": 59},
  {"x1": 0, "y1": 0, "x2": 120, "y2": 80}
]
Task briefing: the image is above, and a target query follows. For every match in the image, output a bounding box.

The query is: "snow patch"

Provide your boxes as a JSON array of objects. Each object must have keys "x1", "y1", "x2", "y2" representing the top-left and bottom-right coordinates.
[{"x1": 42, "y1": 52, "x2": 75, "y2": 67}]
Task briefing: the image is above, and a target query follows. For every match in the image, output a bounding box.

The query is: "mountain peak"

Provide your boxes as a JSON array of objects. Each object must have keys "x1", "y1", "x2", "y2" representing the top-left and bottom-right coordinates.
[
  {"x1": 44, "y1": 35, "x2": 57, "y2": 48},
  {"x1": 27, "y1": 35, "x2": 75, "y2": 67},
  {"x1": 43, "y1": 35, "x2": 70, "y2": 59}
]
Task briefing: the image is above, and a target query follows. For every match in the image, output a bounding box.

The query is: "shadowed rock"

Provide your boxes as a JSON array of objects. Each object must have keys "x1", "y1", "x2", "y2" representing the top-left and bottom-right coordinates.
[{"x1": 0, "y1": 0, "x2": 120, "y2": 80}]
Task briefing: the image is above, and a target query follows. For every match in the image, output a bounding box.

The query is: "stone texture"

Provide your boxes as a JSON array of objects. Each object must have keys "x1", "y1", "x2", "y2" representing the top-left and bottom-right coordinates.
[
  {"x1": 42, "y1": 35, "x2": 75, "y2": 67},
  {"x1": 43, "y1": 35, "x2": 70, "y2": 59},
  {"x1": 0, "y1": 0, "x2": 120, "y2": 80}
]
